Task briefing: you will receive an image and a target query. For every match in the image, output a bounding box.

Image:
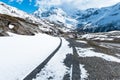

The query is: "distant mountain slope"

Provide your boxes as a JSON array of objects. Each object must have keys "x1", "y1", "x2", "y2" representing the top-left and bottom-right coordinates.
[
  {"x1": 1, "y1": 1, "x2": 120, "y2": 35},
  {"x1": 76, "y1": 2, "x2": 120, "y2": 32},
  {"x1": 34, "y1": 2, "x2": 120, "y2": 33}
]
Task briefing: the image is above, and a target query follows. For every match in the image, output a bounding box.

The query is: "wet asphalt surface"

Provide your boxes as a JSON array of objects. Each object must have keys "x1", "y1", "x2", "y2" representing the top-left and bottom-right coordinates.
[{"x1": 64, "y1": 38, "x2": 120, "y2": 80}]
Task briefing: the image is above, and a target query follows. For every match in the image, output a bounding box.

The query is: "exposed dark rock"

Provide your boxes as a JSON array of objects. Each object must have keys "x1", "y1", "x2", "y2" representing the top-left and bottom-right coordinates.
[{"x1": 0, "y1": 14, "x2": 40, "y2": 36}]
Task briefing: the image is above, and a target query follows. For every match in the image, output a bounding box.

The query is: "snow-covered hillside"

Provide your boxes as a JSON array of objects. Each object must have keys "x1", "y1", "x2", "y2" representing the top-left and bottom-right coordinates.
[
  {"x1": 0, "y1": 1, "x2": 73, "y2": 36},
  {"x1": 0, "y1": 2, "x2": 42, "y2": 23}
]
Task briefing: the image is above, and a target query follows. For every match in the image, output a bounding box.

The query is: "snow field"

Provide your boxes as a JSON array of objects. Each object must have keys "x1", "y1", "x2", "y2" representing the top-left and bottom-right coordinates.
[{"x1": 0, "y1": 33, "x2": 60, "y2": 80}]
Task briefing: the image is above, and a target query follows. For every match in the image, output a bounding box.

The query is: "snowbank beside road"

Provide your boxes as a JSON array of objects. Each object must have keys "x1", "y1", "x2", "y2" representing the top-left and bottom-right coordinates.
[
  {"x1": 0, "y1": 33, "x2": 60, "y2": 80},
  {"x1": 34, "y1": 38, "x2": 72, "y2": 80}
]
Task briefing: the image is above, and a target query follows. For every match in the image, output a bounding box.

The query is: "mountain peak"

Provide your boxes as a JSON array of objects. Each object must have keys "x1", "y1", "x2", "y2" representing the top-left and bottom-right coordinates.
[
  {"x1": 34, "y1": 2, "x2": 120, "y2": 33},
  {"x1": 34, "y1": 6, "x2": 77, "y2": 29}
]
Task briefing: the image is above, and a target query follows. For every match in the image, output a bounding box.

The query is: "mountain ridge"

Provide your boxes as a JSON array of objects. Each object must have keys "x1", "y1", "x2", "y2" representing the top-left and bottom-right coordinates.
[
  {"x1": 34, "y1": 6, "x2": 77, "y2": 29},
  {"x1": 0, "y1": 1, "x2": 72, "y2": 36},
  {"x1": 0, "y1": 1, "x2": 120, "y2": 36},
  {"x1": 34, "y1": 2, "x2": 120, "y2": 33}
]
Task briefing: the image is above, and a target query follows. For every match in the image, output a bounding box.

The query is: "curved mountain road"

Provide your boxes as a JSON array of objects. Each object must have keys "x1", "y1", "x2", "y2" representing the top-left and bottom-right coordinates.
[
  {"x1": 23, "y1": 37, "x2": 62, "y2": 80},
  {"x1": 23, "y1": 37, "x2": 120, "y2": 80}
]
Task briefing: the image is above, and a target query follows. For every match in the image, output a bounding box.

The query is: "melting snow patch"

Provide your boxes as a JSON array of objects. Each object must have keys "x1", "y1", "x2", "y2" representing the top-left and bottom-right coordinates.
[
  {"x1": 7, "y1": 32, "x2": 20, "y2": 36},
  {"x1": 9, "y1": 24, "x2": 14, "y2": 29},
  {"x1": 80, "y1": 64, "x2": 89, "y2": 80},
  {"x1": 76, "y1": 40, "x2": 87, "y2": 44},
  {"x1": 76, "y1": 47, "x2": 120, "y2": 63},
  {"x1": 99, "y1": 42, "x2": 120, "y2": 49},
  {"x1": 70, "y1": 65, "x2": 73, "y2": 80},
  {"x1": 116, "y1": 54, "x2": 120, "y2": 57},
  {"x1": 81, "y1": 34, "x2": 113, "y2": 41},
  {"x1": 82, "y1": 34, "x2": 107, "y2": 40},
  {"x1": 94, "y1": 37, "x2": 113, "y2": 41}
]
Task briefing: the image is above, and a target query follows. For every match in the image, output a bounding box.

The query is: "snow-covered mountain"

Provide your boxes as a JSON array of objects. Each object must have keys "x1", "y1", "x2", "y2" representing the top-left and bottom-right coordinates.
[
  {"x1": 1, "y1": 1, "x2": 120, "y2": 35},
  {"x1": 34, "y1": 2, "x2": 120, "y2": 33},
  {"x1": 34, "y1": 6, "x2": 77, "y2": 29},
  {"x1": 76, "y1": 2, "x2": 120, "y2": 32},
  {"x1": 0, "y1": 2, "x2": 42, "y2": 24},
  {"x1": 0, "y1": 2, "x2": 72, "y2": 36}
]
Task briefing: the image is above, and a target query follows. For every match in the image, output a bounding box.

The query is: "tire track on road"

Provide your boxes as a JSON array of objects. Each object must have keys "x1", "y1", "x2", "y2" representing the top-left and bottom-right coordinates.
[{"x1": 64, "y1": 39, "x2": 80, "y2": 80}]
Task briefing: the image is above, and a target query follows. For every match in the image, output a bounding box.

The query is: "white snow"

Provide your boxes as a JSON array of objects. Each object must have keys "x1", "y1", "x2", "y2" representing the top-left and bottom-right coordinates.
[
  {"x1": 81, "y1": 31, "x2": 120, "y2": 41},
  {"x1": 99, "y1": 42, "x2": 120, "y2": 49},
  {"x1": 70, "y1": 65, "x2": 73, "y2": 80},
  {"x1": 81, "y1": 34, "x2": 113, "y2": 41},
  {"x1": 33, "y1": 38, "x2": 73, "y2": 80},
  {"x1": 81, "y1": 34, "x2": 106, "y2": 39},
  {"x1": 0, "y1": 33, "x2": 60, "y2": 80},
  {"x1": 80, "y1": 64, "x2": 89, "y2": 80},
  {"x1": 116, "y1": 54, "x2": 120, "y2": 57},
  {"x1": 7, "y1": 32, "x2": 20, "y2": 36},
  {"x1": 76, "y1": 47, "x2": 120, "y2": 63},
  {"x1": 9, "y1": 24, "x2": 14, "y2": 29},
  {"x1": 34, "y1": 7, "x2": 77, "y2": 29},
  {"x1": 76, "y1": 40, "x2": 87, "y2": 44},
  {"x1": 0, "y1": 2, "x2": 41, "y2": 23}
]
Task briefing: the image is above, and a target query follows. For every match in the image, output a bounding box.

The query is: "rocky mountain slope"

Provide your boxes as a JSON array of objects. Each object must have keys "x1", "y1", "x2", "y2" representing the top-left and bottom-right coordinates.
[
  {"x1": 0, "y1": 14, "x2": 39, "y2": 36},
  {"x1": 0, "y1": 2, "x2": 72, "y2": 36},
  {"x1": 0, "y1": 1, "x2": 120, "y2": 36}
]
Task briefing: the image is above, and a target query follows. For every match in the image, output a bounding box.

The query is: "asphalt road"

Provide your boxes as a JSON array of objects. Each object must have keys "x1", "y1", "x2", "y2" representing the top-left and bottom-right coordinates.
[
  {"x1": 65, "y1": 38, "x2": 120, "y2": 80},
  {"x1": 23, "y1": 38, "x2": 120, "y2": 80}
]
